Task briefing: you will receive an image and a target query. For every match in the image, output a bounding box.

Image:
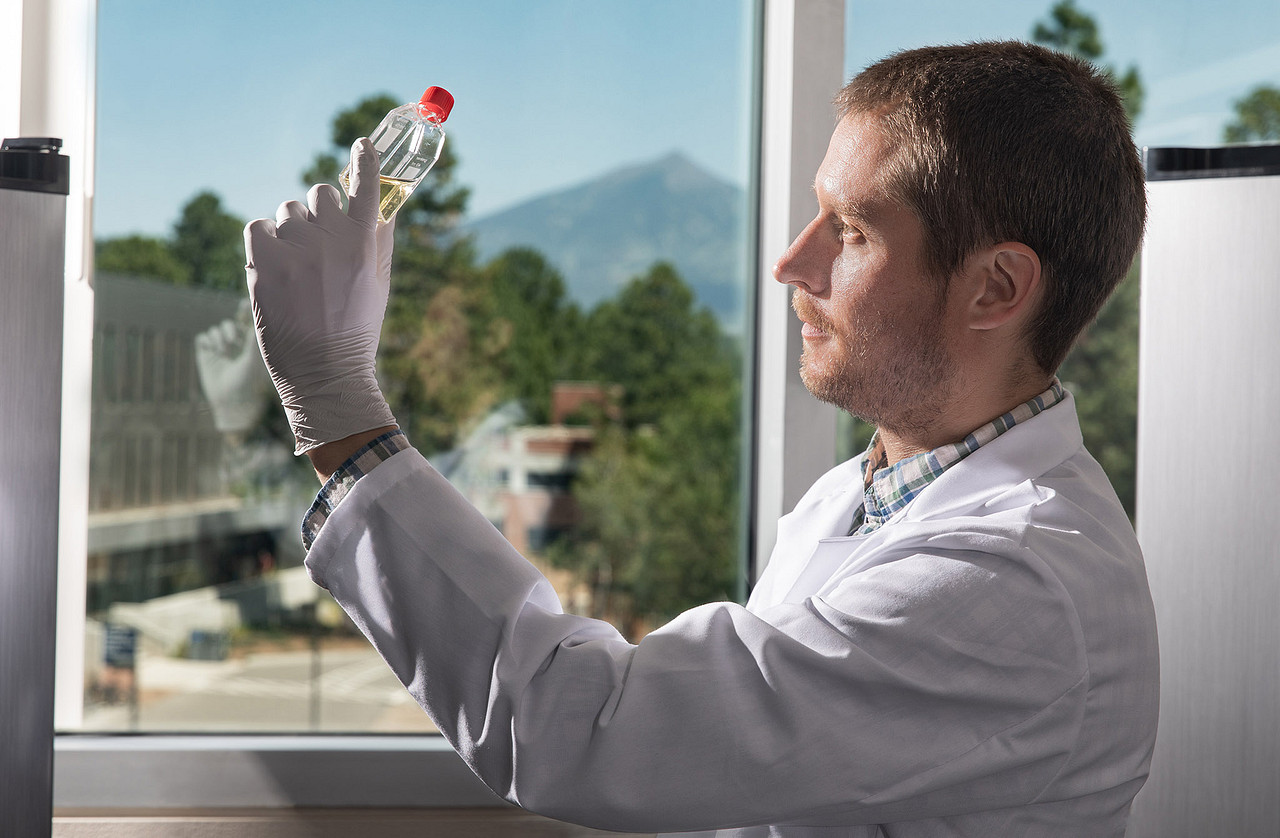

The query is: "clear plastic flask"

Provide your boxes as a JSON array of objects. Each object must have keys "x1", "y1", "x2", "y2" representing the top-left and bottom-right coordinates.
[{"x1": 340, "y1": 86, "x2": 454, "y2": 224}]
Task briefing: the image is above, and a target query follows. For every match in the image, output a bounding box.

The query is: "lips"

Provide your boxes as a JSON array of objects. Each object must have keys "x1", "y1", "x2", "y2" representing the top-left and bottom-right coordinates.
[{"x1": 792, "y1": 293, "x2": 831, "y2": 338}]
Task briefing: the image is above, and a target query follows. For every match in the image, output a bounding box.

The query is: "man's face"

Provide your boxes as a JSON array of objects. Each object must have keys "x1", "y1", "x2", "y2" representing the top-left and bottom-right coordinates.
[{"x1": 773, "y1": 113, "x2": 957, "y2": 435}]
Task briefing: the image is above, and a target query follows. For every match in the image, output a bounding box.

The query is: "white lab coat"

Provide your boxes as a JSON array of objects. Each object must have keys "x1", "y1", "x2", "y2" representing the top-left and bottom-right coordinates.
[{"x1": 307, "y1": 391, "x2": 1158, "y2": 837}]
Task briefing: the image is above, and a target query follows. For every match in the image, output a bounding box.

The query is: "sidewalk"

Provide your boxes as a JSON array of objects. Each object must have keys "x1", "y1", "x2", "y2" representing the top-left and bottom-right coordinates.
[{"x1": 80, "y1": 643, "x2": 437, "y2": 734}]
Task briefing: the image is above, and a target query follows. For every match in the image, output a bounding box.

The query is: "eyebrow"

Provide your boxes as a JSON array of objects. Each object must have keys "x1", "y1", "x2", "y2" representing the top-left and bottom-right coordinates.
[{"x1": 813, "y1": 182, "x2": 879, "y2": 228}]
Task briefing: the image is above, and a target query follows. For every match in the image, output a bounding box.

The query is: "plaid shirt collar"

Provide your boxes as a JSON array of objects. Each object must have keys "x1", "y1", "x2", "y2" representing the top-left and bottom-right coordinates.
[{"x1": 849, "y1": 380, "x2": 1066, "y2": 535}]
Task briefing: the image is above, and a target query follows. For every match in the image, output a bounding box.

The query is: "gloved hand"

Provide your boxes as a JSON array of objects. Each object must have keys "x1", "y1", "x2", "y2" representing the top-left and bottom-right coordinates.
[{"x1": 244, "y1": 138, "x2": 397, "y2": 454}]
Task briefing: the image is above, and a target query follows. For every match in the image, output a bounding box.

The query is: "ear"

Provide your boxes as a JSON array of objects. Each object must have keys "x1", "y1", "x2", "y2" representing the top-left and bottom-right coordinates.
[{"x1": 965, "y1": 242, "x2": 1041, "y2": 331}]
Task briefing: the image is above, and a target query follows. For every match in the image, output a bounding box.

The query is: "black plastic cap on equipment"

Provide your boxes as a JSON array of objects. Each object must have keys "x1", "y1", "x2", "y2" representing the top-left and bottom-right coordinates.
[
  {"x1": 1144, "y1": 144, "x2": 1280, "y2": 182},
  {"x1": 0, "y1": 137, "x2": 70, "y2": 195}
]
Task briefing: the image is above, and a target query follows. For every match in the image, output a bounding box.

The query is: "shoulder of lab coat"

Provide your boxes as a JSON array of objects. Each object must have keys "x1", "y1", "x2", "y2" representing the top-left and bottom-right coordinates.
[
  {"x1": 753, "y1": 390, "x2": 1103, "y2": 609},
  {"x1": 749, "y1": 391, "x2": 1157, "y2": 821},
  {"x1": 305, "y1": 391, "x2": 1157, "y2": 833}
]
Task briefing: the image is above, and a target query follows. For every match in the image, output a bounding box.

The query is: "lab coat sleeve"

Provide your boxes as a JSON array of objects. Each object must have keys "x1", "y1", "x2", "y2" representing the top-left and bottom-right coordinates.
[{"x1": 306, "y1": 448, "x2": 1088, "y2": 833}]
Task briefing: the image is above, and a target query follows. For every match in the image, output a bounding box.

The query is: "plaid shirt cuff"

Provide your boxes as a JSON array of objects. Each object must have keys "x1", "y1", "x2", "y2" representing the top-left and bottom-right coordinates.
[{"x1": 301, "y1": 430, "x2": 410, "y2": 551}]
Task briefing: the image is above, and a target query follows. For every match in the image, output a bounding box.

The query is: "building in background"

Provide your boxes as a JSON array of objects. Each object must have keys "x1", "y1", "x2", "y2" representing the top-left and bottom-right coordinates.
[{"x1": 85, "y1": 274, "x2": 309, "y2": 665}]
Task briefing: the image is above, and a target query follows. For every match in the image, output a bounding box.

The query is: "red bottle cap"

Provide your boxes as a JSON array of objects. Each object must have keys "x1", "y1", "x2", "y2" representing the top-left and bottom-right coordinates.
[{"x1": 417, "y1": 87, "x2": 454, "y2": 123}]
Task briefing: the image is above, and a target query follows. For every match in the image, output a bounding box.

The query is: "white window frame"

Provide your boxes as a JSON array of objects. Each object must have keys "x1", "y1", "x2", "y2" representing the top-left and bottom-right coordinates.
[
  {"x1": 16, "y1": 0, "x2": 844, "y2": 812},
  {"x1": 753, "y1": 0, "x2": 843, "y2": 578}
]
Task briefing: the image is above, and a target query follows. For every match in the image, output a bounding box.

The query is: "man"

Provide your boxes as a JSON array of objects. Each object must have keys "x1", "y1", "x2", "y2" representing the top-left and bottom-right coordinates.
[{"x1": 246, "y1": 41, "x2": 1157, "y2": 837}]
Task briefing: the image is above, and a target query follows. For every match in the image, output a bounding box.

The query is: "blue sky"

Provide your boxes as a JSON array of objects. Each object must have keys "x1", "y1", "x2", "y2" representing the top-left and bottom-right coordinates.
[
  {"x1": 95, "y1": 0, "x2": 1280, "y2": 239},
  {"x1": 95, "y1": 0, "x2": 755, "y2": 237},
  {"x1": 845, "y1": 0, "x2": 1280, "y2": 152}
]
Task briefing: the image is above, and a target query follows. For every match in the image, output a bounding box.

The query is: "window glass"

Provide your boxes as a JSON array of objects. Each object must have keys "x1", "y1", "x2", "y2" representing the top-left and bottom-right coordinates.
[
  {"x1": 77, "y1": 0, "x2": 757, "y2": 733},
  {"x1": 841, "y1": 0, "x2": 1280, "y2": 513}
]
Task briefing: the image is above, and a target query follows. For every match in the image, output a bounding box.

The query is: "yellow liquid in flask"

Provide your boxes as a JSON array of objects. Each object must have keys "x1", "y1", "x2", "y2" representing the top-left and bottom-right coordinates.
[
  {"x1": 375, "y1": 175, "x2": 416, "y2": 224},
  {"x1": 338, "y1": 169, "x2": 418, "y2": 225}
]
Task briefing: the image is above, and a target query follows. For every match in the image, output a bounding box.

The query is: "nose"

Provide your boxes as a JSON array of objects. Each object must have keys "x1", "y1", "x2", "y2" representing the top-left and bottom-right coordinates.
[{"x1": 772, "y1": 214, "x2": 833, "y2": 296}]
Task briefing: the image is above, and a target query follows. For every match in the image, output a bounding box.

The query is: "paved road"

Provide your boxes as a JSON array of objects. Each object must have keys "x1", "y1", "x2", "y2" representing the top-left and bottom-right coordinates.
[{"x1": 81, "y1": 644, "x2": 438, "y2": 733}]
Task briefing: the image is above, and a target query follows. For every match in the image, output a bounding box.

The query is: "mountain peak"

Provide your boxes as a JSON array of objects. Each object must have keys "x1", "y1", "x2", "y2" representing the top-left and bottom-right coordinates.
[
  {"x1": 462, "y1": 152, "x2": 747, "y2": 322},
  {"x1": 595, "y1": 150, "x2": 726, "y2": 194}
]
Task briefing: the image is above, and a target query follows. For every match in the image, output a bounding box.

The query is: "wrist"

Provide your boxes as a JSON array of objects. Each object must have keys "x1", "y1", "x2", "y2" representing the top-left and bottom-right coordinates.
[
  {"x1": 281, "y1": 380, "x2": 395, "y2": 456},
  {"x1": 307, "y1": 425, "x2": 399, "y2": 482}
]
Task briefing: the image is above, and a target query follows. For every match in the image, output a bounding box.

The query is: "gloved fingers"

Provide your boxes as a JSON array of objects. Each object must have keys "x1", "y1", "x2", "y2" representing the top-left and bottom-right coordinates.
[
  {"x1": 276, "y1": 199, "x2": 311, "y2": 223},
  {"x1": 243, "y1": 218, "x2": 278, "y2": 270},
  {"x1": 346, "y1": 138, "x2": 381, "y2": 229},
  {"x1": 307, "y1": 183, "x2": 345, "y2": 219},
  {"x1": 275, "y1": 198, "x2": 311, "y2": 226},
  {"x1": 274, "y1": 200, "x2": 318, "y2": 246}
]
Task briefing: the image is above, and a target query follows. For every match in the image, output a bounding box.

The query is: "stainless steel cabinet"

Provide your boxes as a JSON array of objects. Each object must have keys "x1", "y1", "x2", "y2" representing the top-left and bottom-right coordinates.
[
  {"x1": 1131, "y1": 145, "x2": 1280, "y2": 837},
  {"x1": 1, "y1": 136, "x2": 69, "y2": 838}
]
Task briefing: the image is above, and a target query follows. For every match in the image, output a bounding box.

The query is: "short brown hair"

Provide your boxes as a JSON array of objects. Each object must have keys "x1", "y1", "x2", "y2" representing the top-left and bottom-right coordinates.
[{"x1": 836, "y1": 41, "x2": 1146, "y2": 374}]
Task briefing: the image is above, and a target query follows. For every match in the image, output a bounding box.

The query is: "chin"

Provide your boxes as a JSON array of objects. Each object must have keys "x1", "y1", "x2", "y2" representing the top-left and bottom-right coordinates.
[
  {"x1": 800, "y1": 360, "x2": 932, "y2": 432},
  {"x1": 800, "y1": 361, "x2": 866, "y2": 418}
]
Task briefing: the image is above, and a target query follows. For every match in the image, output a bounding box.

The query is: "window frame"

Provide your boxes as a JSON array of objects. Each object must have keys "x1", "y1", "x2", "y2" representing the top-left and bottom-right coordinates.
[{"x1": 30, "y1": 0, "x2": 845, "y2": 811}]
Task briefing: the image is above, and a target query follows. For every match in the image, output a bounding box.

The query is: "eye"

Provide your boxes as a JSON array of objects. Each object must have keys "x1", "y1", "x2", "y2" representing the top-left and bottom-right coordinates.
[{"x1": 833, "y1": 217, "x2": 863, "y2": 243}]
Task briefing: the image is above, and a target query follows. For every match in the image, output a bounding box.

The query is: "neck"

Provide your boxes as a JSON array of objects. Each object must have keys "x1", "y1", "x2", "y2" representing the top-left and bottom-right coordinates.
[{"x1": 875, "y1": 371, "x2": 1053, "y2": 467}]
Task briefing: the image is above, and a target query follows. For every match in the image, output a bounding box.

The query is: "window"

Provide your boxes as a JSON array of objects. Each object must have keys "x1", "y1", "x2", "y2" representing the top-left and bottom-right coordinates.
[{"x1": 72, "y1": 0, "x2": 761, "y2": 735}]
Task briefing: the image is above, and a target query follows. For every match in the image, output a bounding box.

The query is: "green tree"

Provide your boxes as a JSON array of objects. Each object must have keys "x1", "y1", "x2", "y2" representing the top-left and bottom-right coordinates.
[
  {"x1": 1033, "y1": 0, "x2": 1144, "y2": 123},
  {"x1": 94, "y1": 235, "x2": 190, "y2": 285},
  {"x1": 637, "y1": 376, "x2": 740, "y2": 618},
  {"x1": 484, "y1": 247, "x2": 583, "y2": 424},
  {"x1": 1032, "y1": 0, "x2": 1102, "y2": 58},
  {"x1": 95, "y1": 190, "x2": 244, "y2": 289},
  {"x1": 171, "y1": 191, "x2": 246, "y2": 291},
  {"x1": 1224, "y1": 84, "x2": 1280, "y2": 142},
  {"x1": 1056, "y1": 263, "x2": 1140, "y2": 514},
  {"x1": 398, "y1": 280, "x2": 510, "y2": 452},
  {"x1": 549, "y1": 263, "x2": 740, "y2": 634},
  {"x1": 549, "y1": 423, "x2": 661, "y2": 632},
  {"x1": 580, "y1": 263, "x2": 730, "y2": 429},
  {"x1": 551, "y1": 402, "x2": 741, "y2": 637}
]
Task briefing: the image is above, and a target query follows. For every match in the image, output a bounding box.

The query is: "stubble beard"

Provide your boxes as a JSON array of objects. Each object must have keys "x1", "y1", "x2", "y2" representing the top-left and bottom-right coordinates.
[{"x1": 797, "y1": 297, "x2": 957, "y2": 438}]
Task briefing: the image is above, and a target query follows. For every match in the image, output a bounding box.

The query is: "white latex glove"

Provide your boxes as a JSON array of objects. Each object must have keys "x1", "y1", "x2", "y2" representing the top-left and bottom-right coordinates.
[{"x1": 244, "y1": 138, "x2": 397, "y2": 454}]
